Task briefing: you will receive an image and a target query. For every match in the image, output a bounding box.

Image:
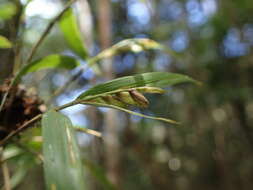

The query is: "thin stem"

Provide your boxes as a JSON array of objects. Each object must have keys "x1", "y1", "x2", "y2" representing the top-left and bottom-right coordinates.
[
  {"x1": 75, "y1": 127, "x2": 102, "y2": 138},
  {"x1": 55, "y1": 100, "x2": 79, "y2": 111},
  {"x1": 81, "y1": 101, "x2": 180, "y2": 124}
]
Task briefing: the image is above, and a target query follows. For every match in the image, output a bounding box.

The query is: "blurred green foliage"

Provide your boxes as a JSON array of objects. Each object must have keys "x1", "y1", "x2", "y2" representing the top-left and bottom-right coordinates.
[{"x1": 0, "y1": 2, "x2": 16, "y2": 21}]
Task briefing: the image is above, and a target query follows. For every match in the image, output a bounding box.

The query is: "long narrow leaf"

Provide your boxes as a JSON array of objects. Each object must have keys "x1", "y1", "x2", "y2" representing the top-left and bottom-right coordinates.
[
  {"x1": 59, "y1": 8, "x2": 88, "y2": 59},
  {"x1": 13, "y1": 54, "x2": 80, "y2": 84},
  {"x1": 42, "y1": 110, "x2": 86, "y2": 190},
  {"x1": 77, "y1": 72, "x2": 198, "y2": 99}
]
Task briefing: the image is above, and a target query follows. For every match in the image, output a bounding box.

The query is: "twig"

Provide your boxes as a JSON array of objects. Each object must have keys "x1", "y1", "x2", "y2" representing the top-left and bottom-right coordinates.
[
  {"x1": 75, "y1": 127, "x2": 102, "y2": 138},
  {"x1": 0, "y1": 0, "x2": 77, "y2": 113}
]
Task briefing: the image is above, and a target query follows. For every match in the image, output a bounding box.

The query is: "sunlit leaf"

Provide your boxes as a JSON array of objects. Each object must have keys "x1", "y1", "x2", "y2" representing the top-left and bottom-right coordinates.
[
  {"x1": 77, "y1": 72, "x2": 198, "y2": 99},
  {"x1": 0, "y1": 35, "x2": 12, "y2": 48},
  {"x1": 13, "y1": 54, "x2": 80, "y2": 84},
  {"x1": 59, "y1": 8, "x2": 88, "y2": 59},
  {"x1": 0, "y1": 2, "x2": 16, "y2": 20},
  {"x1": 42, "y1": 110, "x2": 86, "y2": 190}
]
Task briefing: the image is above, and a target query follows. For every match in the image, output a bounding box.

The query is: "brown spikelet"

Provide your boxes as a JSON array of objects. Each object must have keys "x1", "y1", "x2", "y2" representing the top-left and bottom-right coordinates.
[
  {"x1": 115, "y1": 92, "x2": 136, "y2": 105},
  {"x1": 101, "y1": 95, "x2": 127, "y2": 107},
  {"x1": 129, "y1": 90, "x2": 149, "y2": 108}
]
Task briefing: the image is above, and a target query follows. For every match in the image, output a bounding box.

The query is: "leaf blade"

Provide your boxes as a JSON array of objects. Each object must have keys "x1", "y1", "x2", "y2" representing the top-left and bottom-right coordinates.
[
  {"x1": 77, "y1": 72, "x2": 198, "y2": 99},
  {"x1": 42, "y1": 110, "x2": 86, "y2": 190},
  {"x1": 14, "y1": 54, "x2": 80, "y2": 84},
  {"x1": 59, "y1": 8, "x2": 88, "y2": 59}
]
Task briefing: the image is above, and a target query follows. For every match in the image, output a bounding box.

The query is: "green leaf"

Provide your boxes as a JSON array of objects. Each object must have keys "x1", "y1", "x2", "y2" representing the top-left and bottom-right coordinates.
[
  {"x1": 0, "y1": 35, "x2": 12, "y2": 48},
  {"x1": 59, "y1": 8, "x2": 88, "y2": 59},
  {"x1": 87, "y1": 38, "x2": 178, "y2": 67},
  {"x1": 0, "y1": 2, "x2": 16, "y2": 20},
  {"x1": 13, "y1": 54, "x2": 80, "y2": 84},
  {"x1": 77, "y1": 72, "x2": 198, "y2": 100},
  {"x1": 42, "y1": 110, "x2": 86, "y2": 190}
]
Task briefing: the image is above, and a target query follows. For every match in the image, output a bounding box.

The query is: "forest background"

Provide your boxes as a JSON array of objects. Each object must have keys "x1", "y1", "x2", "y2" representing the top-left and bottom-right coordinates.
[{"x1": 1, "y1": 0, "x2": 253, "y2": 190}]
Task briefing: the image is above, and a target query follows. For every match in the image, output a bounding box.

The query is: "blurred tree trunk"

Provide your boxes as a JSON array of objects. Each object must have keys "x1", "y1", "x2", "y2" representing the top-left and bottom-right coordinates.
[
  {"x1": 97, "y1": 0, "x2": 122, "y2": 189},
  {"x1": 232, "y1": 100, "x2": 253, "y2": 149}
]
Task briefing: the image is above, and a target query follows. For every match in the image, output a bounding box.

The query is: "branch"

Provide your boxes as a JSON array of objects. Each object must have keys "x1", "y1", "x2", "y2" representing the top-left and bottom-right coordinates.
[{"x1": 75, "y1": 127, "x2": 102, "y2": 138}]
